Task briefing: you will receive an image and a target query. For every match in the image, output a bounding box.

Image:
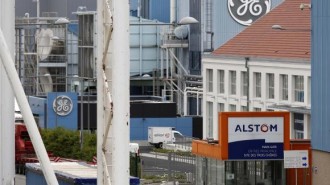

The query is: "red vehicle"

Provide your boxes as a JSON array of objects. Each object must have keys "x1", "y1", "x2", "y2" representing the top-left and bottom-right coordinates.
[
  {"x1": 15, "y1": 121, "x2": 78, "y2": 174},
  {"x1": 15, "y1": 121, "x2": 41, "y2": 174}
]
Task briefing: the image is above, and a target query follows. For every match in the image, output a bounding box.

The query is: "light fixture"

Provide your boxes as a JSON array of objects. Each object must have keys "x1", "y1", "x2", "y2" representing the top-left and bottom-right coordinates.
[
  {"x1": 178, "y1": 16, "x2": 199, "y2": 25},
  {"x1": 300, "y1": 3, "x2": 311, "y2": 10},
  {"x1": 55, "y1": 18, "x2": 70, "y2": 24},
  {"x1": 271, "y1": 24, "x2": 286, "y2": 30}
]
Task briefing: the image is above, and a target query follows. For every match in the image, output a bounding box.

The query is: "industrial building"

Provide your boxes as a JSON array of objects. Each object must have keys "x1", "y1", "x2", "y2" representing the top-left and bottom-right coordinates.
[
  {"x1": 311, "y1": 0, "x2": 330, "y2": 184},
  {"x1": 193, "y1": 0, "x2": 311, "y2": 184}
]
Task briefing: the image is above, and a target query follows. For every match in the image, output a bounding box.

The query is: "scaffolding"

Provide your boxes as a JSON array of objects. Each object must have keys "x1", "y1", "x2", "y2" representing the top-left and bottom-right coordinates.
[{"x1": 15, "y1": 16, "x2": 71, "y2": 96}]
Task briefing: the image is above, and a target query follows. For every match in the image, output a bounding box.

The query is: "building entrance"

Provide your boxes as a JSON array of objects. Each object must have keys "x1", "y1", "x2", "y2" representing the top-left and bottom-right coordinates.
[{"x1": 225, "y1": 160, "x2": 285, "y2": 185}]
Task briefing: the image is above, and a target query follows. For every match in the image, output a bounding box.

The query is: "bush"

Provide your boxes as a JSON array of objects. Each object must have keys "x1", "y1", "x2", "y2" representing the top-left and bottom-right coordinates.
[{"x1": 41, "y1": 127, "x2": 96, "y2": 162}]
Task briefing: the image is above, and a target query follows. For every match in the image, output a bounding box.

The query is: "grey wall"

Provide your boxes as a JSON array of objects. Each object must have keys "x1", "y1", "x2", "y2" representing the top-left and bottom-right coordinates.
[
  {"x1": 311, "y1": 0, "x2": 330, "y2": 152},
  {"x1": 15, "y1": 0, "x2": 96, "y2": 20}
]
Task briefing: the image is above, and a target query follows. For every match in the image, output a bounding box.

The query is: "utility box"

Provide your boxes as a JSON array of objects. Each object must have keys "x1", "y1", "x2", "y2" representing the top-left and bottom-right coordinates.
[{"x1": 26, "y1": 162, "x2": 140, "y2": 185}]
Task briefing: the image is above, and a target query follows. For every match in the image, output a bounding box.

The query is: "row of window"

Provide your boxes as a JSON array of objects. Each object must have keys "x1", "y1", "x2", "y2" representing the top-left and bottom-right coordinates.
[{"x1": 206, "y1": 69, "x2": 309, "y2": 103}]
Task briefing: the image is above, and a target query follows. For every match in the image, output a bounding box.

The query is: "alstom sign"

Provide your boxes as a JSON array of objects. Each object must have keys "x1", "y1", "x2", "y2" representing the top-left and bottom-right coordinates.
[
  {"x1": 226, "y1": 116, "x2": 286, "y2": 160},
  {"x1": 234, "y1": 123, "x2": 278, "y2": 133}
]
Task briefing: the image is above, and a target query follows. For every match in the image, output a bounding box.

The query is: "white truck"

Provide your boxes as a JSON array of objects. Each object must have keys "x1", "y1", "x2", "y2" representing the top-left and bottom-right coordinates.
[{"x1": 148, "y1": 127, "x2": 183, "y2": 148}]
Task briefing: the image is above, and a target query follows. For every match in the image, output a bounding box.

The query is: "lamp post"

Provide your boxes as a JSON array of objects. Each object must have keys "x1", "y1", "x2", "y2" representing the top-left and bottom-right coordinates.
[{"x1": 72, "y1": 75, "x2": 84, "y2": 150}]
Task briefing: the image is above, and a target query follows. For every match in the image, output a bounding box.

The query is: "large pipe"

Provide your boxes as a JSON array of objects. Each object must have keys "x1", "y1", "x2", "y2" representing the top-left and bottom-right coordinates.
[
  {"x1": 170, "y1": 0, "x2": 176, "y2": 24},
  {"x1": 0, "y1": 29, "x2": 59, "y2": 185},
  {"x1": 96, "y1": 0, "x2": 105, "y2": 184},
  {"x1": 0, "y1": 0, "x2": 15, "y2": 184},
  {"x1": 111, "y1": 0, "x2": 130, "y2": 184}
]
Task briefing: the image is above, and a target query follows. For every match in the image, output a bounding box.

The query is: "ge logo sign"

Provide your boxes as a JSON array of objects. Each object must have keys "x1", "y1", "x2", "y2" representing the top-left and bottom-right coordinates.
[
  {"x1": 53, "y1": 95, "x2": 73, "y2": 116},
  {"x1": 228, "y1": 0, "x2": 271, "y2": 26}
]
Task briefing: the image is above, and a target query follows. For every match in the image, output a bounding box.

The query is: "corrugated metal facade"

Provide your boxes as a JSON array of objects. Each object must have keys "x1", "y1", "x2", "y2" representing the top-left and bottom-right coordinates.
[
  {"x1": 149, "y1": 0, "x2": 170, "y2": 23},
  {"x1": 130, "y1": 16, "x2": 163, "y2": 76},
  {"x1": 311, "y1": 0, "x2": 330, "y2": 152}
]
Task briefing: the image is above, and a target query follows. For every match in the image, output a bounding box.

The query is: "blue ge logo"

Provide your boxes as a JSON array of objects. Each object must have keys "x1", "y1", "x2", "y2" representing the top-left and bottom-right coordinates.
[
  {"x1": 53, "y1": 95, "x2": 73, "y2": 116},
  {"x1": 228, "y1": 0, "x2": 271, "y2": 26}
]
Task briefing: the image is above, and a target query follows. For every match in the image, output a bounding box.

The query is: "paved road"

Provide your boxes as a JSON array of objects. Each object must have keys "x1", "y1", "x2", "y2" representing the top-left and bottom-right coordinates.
[{"x1": 15, "y1": 175, "x2": 26, "y2": 185}]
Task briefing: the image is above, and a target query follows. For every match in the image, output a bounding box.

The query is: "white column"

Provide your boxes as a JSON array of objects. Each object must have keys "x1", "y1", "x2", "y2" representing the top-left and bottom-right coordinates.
[
  {"x1": 0, "y1": 1, "x2": 15, "y2": 184},
  {"x1": 112, "y1": 0, "x2": 130, "y2": 184},
  {"x1": 96, "y1": 0, "x2": 105, "y2": 184},
  {"x1": 0, "y1": 10, "x2": 59, "y2": 185}
]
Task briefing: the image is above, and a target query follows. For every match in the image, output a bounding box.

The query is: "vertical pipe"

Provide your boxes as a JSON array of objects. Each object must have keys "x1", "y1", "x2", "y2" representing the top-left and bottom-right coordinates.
[
  {"x1": 112, "y1": 0, "x2": 130, "y2": 184},
  {"x1": 96, "y1": 0, "x2": 105, "y2": 184},
  {"x1": 166, "y1": 49, "x2": 169, "y2": 79},
  {"x1": 183, "y1": 90, "x2": 187, "y2": 115},
  {"x1": 0, "y1": 0, "x2": 15, "y2": 184},
  {"x1": 139, "y1": 17, "x2": 142, "y2": 76},
  {"x1": 197, "y1": 92, "x2": 199, "y2": 116},
  {"x1": 170, "y1": 0, "x2": 176, "y2": 24},
  {"x1": 160, "y1": 49, "x2": 163, "y2": 78},
  {"x1": 245, "y1": 57, "x2": 250, "y2": 111}
]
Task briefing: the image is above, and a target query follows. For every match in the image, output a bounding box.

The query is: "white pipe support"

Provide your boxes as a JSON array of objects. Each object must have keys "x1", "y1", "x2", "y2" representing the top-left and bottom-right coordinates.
[
  {"x1": 0, "y1": 29, "x2": 59, "y2": 185},
  {"x1": 111, "y1": 0, "x2": 130, "y2": 184}
]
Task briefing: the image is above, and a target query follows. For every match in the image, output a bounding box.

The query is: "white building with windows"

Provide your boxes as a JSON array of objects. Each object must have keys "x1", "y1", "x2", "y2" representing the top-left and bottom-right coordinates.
[
  {"x1": 202, "y1": 0, "x2": 311, "y2": 142},
  {"x1": 203, "y1": 57, "x2": 310, "y2": 140}
]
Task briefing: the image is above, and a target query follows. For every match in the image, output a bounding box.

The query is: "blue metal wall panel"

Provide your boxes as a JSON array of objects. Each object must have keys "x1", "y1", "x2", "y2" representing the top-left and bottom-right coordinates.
[
  {"x1": 149, "y1": 0, "x2": 170, "y2": 23},
  {"x1": 47, "y1": 92, "x2": 78, "y2": 130},
  {"x1": 311, "y1": 0, "x2": 330, "y2": 152},
  {"x1": 28, "y1": 96, "x2": 46, "y2": 128},
  {"x1": 130, "y1": 117, "x2": 193, "y2": 140}
]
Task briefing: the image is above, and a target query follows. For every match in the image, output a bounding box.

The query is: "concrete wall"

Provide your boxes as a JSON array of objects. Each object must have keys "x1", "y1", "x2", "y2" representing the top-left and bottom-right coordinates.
[{"x1": 312, "y1": 150, "x2": 330, "y2": 185}]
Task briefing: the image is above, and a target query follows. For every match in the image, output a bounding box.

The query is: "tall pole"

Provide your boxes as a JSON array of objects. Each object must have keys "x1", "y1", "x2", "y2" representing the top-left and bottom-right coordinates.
[
  {"x1": 111, "y1": 0, "x2": 130, "y2": 184},
  {"x1": 0, "y1": 0, "x2": 15, "y2": 184},
  {"x1": 96, "y1": 0, "x2": 105, "y2": 184}
]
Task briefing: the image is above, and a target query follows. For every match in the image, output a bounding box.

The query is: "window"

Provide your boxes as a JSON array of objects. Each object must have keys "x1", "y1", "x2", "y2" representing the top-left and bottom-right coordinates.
[
  {"x1": 267, "y1": 73, "x2": 274, "y2": 99},
  {"x1": 280, "y1": 74, "x2": 288, "y2": 100},
  {"x1": 229, "y1": 104, "x2": 236, "y2": 111},
  {"x1": 206, "y1": 69, "x2": 213, "y2": 92},
  {"x1": 206, "y1": 102, "x2": 213, "y2": 138},
  {"x1": 241, "y1": 71, "x2": 248, "y2": 96},
  {"x1": 229, "y1": 71, "x2": 236, "y2": 95},
  {"x1": 294, "y1": 75, "x2": 304, "y2": 102},
  {"x1": 254, "y1": 107, "x2": 262, "y2": 112},
  {"x1": 254, "y1": 72, "x2": 261, "y2": 98},
  {"x1": 218, "y1": 103, "x2": 225, "y2": 112},
  {"x1": 308, "y1": 77, "x2": 311, "y2": 104},
  {"x1": 293, "y1": 113, "x2": 304, "y2": 139},
  {"x1": 241, "y1": 106, "x2": 248, "y2": 111},
  {"x1": 218, "y1": 70, "x2": 225, "y2": 94}
]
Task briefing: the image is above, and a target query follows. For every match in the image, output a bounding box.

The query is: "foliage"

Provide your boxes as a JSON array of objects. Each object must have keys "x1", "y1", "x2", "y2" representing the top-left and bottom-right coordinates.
[{"x1": 40, "y1": 127, "x2": 96, "y2": 162}]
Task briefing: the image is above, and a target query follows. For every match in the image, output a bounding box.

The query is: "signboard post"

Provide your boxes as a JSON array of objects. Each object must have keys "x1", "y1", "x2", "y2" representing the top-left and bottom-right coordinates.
[
  {"x1": 284, "y1": 150, "x2": 309, "y2": 168},
  {"x1": 284, "y1": 150, "x2": 309, "y2": 185}
]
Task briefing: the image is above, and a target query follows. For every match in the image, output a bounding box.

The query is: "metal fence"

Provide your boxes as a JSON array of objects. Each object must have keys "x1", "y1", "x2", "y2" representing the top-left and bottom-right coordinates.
[{"x1": 140, "y1": 151, "x2": 196, "y2": 185}]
